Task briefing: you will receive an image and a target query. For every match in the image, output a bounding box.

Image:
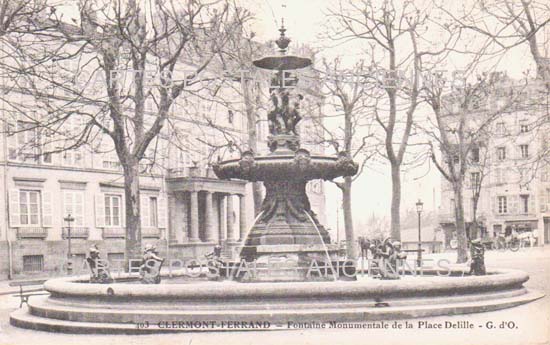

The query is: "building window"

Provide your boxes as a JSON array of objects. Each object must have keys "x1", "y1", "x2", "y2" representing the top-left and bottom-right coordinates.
[
  {"x1": 497, "y1": 147, "x2": 506, "y2": 161},
  {"x1": 104, "y1": 194, "x2": 122, "y2": 227},
  {"x1": 471, "y1": 148, "x2": 479, "y2": 163},
  {"x1": 470, "y1": 172, "x2": 481, "y2": 189},
  {"x1": 23, "y1": 255, "x2": 44, "y2": 272},
  {"x1": 520, "y1": 124, "x2": 529, "y2": 133},
  {"x1": 63, "y1": 191, "x2": 84, "y2": 226},
  {"x1": 227, "y1": 109, "x2": 234, "y2": 124},
  {"x1": 149, "y1": 197, "x2": 158, "y2": 228},
  {"x1": 520, "y1": 195, "x2": 529, "y2": 213},
  {"x1": 12, "y1": 121, "x2": 40, "y2": 162},
  {"x1": 496, "y1": 122, "x2": 506, "y2": 135},
  {"x1": 520, "y1": 144, "x2": 529, "y2": 158},
  {"x1": 19, "y1": 190, "x2": 41, "y2": 226},
  {"x1": 102, "y1": 152, "x2": 122, "y2": 171},
  {"x1": 177, "y1": 151, "x2": 193, "y2": 168},
  {"x1": 62, "y1": 148, "x2": 83, "y2": 167},
  {"x1": 498, "y1": 196, "x2": 507, "y2": 214}
]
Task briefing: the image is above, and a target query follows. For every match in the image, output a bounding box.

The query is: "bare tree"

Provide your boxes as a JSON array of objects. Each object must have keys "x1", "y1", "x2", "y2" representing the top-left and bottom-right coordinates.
[
  {"x1": 1, "y1": 0, "x2": 249, "y2": 265},
  {"x1": 0, "y1": 0, "x2": 50, "y2": 36},
  {"x1": 424, "y1": 71, "x2": 525, "y2": 262},
  {"x1": 326, "y1": 0, "x2": 423, "y2": 241},
  {"x1": 310, "y1": 58, "x2": 376, "y2": 258},
  {"x1": 440, "y1": 0, "x2": 550, "y2": 85}
]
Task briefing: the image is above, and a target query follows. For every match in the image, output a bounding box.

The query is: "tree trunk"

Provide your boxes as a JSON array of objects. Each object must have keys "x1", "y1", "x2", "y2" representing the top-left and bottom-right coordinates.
[
  {"x1": 453, "y1": 182, "x2": 468, "y2": 263},
  {"x1": 244, "y1": 79, "x2": 263, "y2": 216},
  {"x1": 471, "y1": 195, "x2": 479, "y2": 239},
  {"x1": 342, "y1": 176, "x2": 356, "y2": 258},
  {"x1": 390, "y1": 163, "x2": 401, "y2": 241},
  {"x1": 123, "y1": 161, "x2": 142, "y2": 270}
]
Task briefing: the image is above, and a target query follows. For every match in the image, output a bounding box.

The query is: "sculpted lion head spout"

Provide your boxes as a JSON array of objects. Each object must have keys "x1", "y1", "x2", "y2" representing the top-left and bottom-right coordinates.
[
  {"x1": 336, "y1": 151, "x2": 359, "y2": 176},
  {"x1": 239, "y1": 150, "x2": 256, "y2": 179},
  {"x1": 294, "y1": 149, "x2": 311, "y2": 171}
]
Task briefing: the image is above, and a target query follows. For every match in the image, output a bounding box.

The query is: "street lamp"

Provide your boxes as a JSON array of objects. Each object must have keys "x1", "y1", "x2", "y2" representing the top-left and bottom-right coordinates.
[
  {"x1": 64, "y1": 214, "x2": 75, "y2": 275},
  {"x1": 416, "y1": 199, "x2": 424, "y2": 267}
]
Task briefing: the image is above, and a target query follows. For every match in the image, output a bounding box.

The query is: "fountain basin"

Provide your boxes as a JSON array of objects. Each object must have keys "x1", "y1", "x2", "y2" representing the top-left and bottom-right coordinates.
[
  {"x1": 10, "y1": 268, "x2": 544, "y2": 333},
  {"x1": 213, "y1": 149, "x2": 358, "y2": 182}
]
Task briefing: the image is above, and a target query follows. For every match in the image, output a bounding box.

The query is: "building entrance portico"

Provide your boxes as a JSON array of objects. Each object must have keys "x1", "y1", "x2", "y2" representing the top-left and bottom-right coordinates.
[{"x1": 166, "y1": 176, "x2": 247, "y2": 258}]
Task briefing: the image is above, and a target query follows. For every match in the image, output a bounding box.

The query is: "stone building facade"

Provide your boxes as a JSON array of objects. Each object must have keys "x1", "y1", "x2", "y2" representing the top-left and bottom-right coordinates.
[
  {"x1": 438, "y1": 80, "x2": 550, "y2": 247},
  {"x1": 0, "y1": 80, "x2": 327, "y2": 280}
]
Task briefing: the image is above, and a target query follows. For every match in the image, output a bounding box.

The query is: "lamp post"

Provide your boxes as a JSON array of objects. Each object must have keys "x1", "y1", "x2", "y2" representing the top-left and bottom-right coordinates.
[
  {"x1": 64, "y1": 214, "x2": 75, "y2": 275},
  {"x1": 416, "y1": 199, "x2": 424, "y2": 266}
]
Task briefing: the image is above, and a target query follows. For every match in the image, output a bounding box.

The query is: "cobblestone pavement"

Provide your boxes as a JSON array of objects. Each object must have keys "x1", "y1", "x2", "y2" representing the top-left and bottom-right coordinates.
[{"x1": 0, "y1": 247, "x2": 548, "y2": 345}]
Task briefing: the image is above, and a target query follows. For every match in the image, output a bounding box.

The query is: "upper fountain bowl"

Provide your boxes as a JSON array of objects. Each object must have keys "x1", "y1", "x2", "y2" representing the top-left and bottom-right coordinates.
[
  {"x1": 213, "y1": 147, "x2": 358, "y2": 182},
  {"x1": 253, "y1": 55, "x2": 312, "y2": 70}
]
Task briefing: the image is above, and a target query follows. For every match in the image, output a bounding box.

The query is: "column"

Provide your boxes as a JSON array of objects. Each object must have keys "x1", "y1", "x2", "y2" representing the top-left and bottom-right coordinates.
[
  {"x1": 189, "y1": 191, "x2": 200, "y2": 242},
  {"x1": 219, "y1": 195, "x2": 226, "y2": 242},
  {"x1": 204, "y1": 191, "x2": 215, "y2": 242},
  {"x1": 226, "y1": 194, "x2": 236, "y2": 241},
  {"x1": 239, "y1": 194, "x2": 247, "y2": 242},
  {"x1": 174, "y1": 194, "x2": 188, "y2": 243}
]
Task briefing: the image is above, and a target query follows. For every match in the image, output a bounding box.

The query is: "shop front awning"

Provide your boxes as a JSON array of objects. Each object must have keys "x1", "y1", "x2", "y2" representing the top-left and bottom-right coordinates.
[{"x1": 504, "y1": 220, "x2": 538, "y2": 229}]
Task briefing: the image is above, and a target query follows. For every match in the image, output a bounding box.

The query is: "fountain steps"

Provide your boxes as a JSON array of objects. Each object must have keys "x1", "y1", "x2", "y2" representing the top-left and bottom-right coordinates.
[{"x1": 10, "y1": 288, "x2": 544, "y2": 334}]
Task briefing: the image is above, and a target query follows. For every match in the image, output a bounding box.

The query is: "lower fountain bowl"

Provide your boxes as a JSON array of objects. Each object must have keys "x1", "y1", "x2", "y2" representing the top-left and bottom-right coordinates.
[{"x1": 10, "y1": 268, "x2": 544, "y2": 333}]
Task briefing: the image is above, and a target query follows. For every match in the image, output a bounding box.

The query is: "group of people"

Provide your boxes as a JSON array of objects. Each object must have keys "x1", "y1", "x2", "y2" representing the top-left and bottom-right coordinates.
[
  {"x1": 86, "y1": 244, "x2": 164, "y2": 284},
  {"x1": 359, "y1": 237, "x2": 407, "y2": 280}
]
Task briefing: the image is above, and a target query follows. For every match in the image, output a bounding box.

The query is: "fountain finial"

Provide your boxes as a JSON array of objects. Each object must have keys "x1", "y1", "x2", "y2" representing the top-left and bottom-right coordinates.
[
  {"x1": 252, "y1": 20, "x2": 312, "y2": 71},
  {"x1": 275, "y1": 18, "x2": 291, "y2": 54}
]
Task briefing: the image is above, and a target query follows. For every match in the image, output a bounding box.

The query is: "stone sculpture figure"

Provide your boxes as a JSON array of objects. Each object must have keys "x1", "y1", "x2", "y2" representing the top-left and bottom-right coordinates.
[
  {"x1": 469, "y1": 239, "x2": 486, "y2": 276},
  {"x1": 139, "y1": 244, "x2": 165, "y2": 284},
  {"x1": 205, "y1": 245, "x2": 224, "y2": 280},
  {"x1": 267, "y1": 72, "x2": 304, "y2": 136},
  {"x1": 86, "y1": 245, "x2": 113, "y2": 284}
]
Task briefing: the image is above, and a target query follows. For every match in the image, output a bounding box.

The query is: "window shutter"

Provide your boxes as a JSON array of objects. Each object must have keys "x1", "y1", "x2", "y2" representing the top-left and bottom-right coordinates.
[
  {"x1": 121, "y1": 194, "x2": 126, "y2": 228},
  {"x1": 9, "y1": 189, "x2": 20, "y2": 227},
  {"x1": 7, "y1": 122, "x2": 17, "y2": 161},
  {"x1": 157, "y1": 195, "x2": 167, "y2": 229},
  {"x1": 42, "y1": 191, "x2": 53, "y2": 227},
  {"x1": 95, "y1": 194, "x2": 105, "y2": 228},
  {"x1": 529, "y1": 195, "x2": 535, "y2": 214},
  {"x1": 492, "y1": 196, "x2": 497, "y2": 215},
  {"x1": 140, "y1": 195, "x2": 150, "y2": 228},
  {"x1": 84, "y1": 192, "x2": 92, "y2": 229},
  {"x1": 510, "y1": 195, "x2": 518, "y2": 215}
]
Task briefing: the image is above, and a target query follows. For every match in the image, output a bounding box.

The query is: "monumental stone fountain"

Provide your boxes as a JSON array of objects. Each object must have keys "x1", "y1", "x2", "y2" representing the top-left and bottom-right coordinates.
[
  {"x1": 9, "y1": 24, "x2": 544, "y2": 334},
  {"x1": 213, "y1": 23, "x2": 358, "y2": 282}
]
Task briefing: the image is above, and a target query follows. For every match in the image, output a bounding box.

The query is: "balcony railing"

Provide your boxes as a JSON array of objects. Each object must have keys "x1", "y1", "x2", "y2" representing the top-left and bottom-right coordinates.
[
  {"x1": 168, "y1": 167, "x2": 216, "y2": 179},
  {"x1": 17, "y1": 227, "x2": 47, "y2": 239},
  {"x1": 102, "y1": 228, "x2": 125, "y2": 239},
  {"x1": 62, "y1": 227, "x2": 89, "y2": 239},
  {"x1": 142, "y1": 228, "x2": 161, "y2": 238}
]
